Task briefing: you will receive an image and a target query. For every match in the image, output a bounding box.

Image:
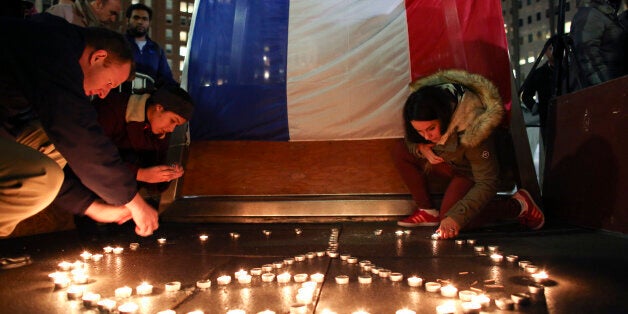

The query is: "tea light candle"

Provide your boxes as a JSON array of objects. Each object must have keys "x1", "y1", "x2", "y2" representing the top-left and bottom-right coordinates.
[
  {"x1": 395, "y1": 230, "x2": 404, "y2": 236},
  {"x1": 473, "y1": 246, "x2": 485, "y2": 253},
  {"x1": 294, "y1": 255, "x2": 305, "y2": 262},
  {"x1": 250, "y1": 268, "x2": 262, "y2": 276},
  {"x1": 273, "y1": 261, "x2": 284, "y2": 269},
  {"x1": 525, "y1": 264, "x2": 539, "y2": 273},
  {"x1": 277, "y1": 272, "x2": 292, "y2": 283},
  {"x1": 82, "y1": 292, "x2": 101, "y2": 308},
  {"x1": 262, "y1": 264, "x2": 274, "y2": 272},
  {"x1": 115, "y1": 286, "x2": 132, "y2": 298},
  {"x1": 72, "y1": 272, "x2": 89, "y2": 284},
  {"x1": 306, "y1": 252, "x2": 315, "y2": 259},
  {"x1": 455, "y1": 239, "x2": 465, "y2": 245},
  {"x1": 294, "y1": 228, "x2": 303, "y2": 235},
  {"x1": 91, "y1": 254, "x2": 103, "y2": 262},
  {"x1": 425, "y1": 282, "x2": 441, "y2": 292},
  {"x1": 97, "y1": 299, "x2": 117, "y2": 312},
  {"x1": 518, "y1": 260, "x2": 532, "y2": 269},
  {"x1": 362, "y1": 264, "x2": 373, "y2": 272},
  {"x1": 136, "y1": 282, "x2": 153, "y2": 295},
  {"x1": 238, "y1": 274, "x2": 252, "y2": 284},
  {"x1": 340, "y1": 254, "x2": 350, "y2": 261},
  {"x1": 58, "y1": 261, "x2": 73, "y2": 271},
  {"x1": 327, "y1": 251, "x2": 339, "y2": 258},
  {"x1": 316, "y1": 251, "x2": 325, "y2": 257},
  {"x1": 80, "y1": 251, "x2": 92, "y2": 260},
  {"x1": 458, "y1": 290, "x2": 477, "y2": 301},
  {"x1": 440, "y1": 284, "x2": 458, "y2": 297},
  {"x1": 407, "y1": 276, "x2": 423, "y2": 287},
  {"x1": 371, "y1": 267, "x2": 381, "y2": 275},
  {"x1": 293, "y1": 273, "x2": 308, "y2": 283},
  {"x1": 229, "y1": 232, "x2": 240, "y2": 238},
  {"x1": 103, "y1": 246, "x2": 113, "y2": 254},
  {"x1": 157, "y1": 237, "x2": 167, "y2": 245},
  {"x1": 54, "y1": 276, "x2": 71, "y2": 289},
  {"x1": 487, "y1": 245, "x2": 499, "y2": 253},
  {"x1": 495, "y1": 297, "x2": 515, "y2": 310},
  {"x1": 430, "y1": 232, "x2": 441, "y2": 240},
  {"x1": 390, "y1": 272, "x2": 403, "y2": 282},
  {"x1": 335, "y1": 275, "x2": 349, "y2": 284},
  {"x1": 461, "y1": 301, "x2": 481, "y2": 314},
  {"x1": 511, "y1": 292, "x2": 531, "y2": 305},
  {"x1": 311, "y1": 273, "x2": 325, "y2": 283},
  {"x1": 490, "y1": 253, "x2": 504, "y2": 262},
  {"x1": 234, "y1": 269, "x2": 248, "y2": 279},
  {"x1": 66, "y1": 285, "x2": 84, "y2": 300},
  {"x1": 199, "y1": 234, "x2": 209, "y2": 241},
  {"x1": 196, "y1": 279, "x2": 211, "y2": 289},
  {"x1": 404, "y1": 230, "x2": 412, "y2": 235},
  {"x1": 359, "y1": 260, "x2": 371, "y2": 267},
  {"x1": 358, "y1": 275, "x2": 372, "y2": 284},
  {"x1": 347, "y1": 257, "x2": 358, "y2": 264},
  {"x1": 532, "y1": 270, "x2": 549, "y2": 282},
  {"x1": 165, "y1": 281, "x2": 181, "y2": 292},
  {"x1": 48, "y1": 271, "x2": 66, "y2": 282},
  {"x1": 262, "y1": 229, "x2": 272, "y2": 236},
  {"x1": 471, "y1": 294, "x2": 491, "y2": 308},
  {"x1": 118, "y1": 302, "x2": 139, "y2": 314},
  {"x1": 301, "y1": 281, "x2": 317, "y2": 290},
  {"x1": 261, "y1": 273, "x2": 275, "y2": 282},
  {"x1": 378, "y1": 269, "x2": 391, "y2": 278},
  {"x1": 436, "y1": 301, "x2": 456, "y2": 314},
  {"x1": 396, "y1": 310, "x2": 416, "y2": 314},
  {"x1": 113, "y1": 247, "x2": 124, "y2": 254},
  {"x1": 373, "y1": 229, "x2": 383, "y2": 236},
  {"x1": 284, "y1": 258, "x2": 295, "y2": 265},
  {"x1": 296, "y1": 292, "x2": 313, "y2": 304},
  {"x1": 528, "y1": 283, "x2": 545, "y2": 294},
  {"x1": 506, "y1": 255, "x2": 518, "y2": 262},
  {"x1": 466, "y1": 239, "x2": 476, "y2": 245},
  {"x1": 217, "y1": 275, "x2": 232, "y2": 285}
]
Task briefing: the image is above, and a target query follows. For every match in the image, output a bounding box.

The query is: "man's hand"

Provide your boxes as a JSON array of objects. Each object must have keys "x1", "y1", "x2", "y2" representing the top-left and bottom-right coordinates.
[
  {"x1": 125, "y1": 193, "x2": 159, "y2": 237},
  {"x1": 418, "y1": 143, "x2": 444, "y2": 164},
  {"x1": 84, "y1": 201, "x2": 132, "y2": 225},
  {"x1": 137, "y1": 164, "x2": 184, "y2": 183},
  {"x1": 437, "y1": 217, "x2": 460, "y2": 239}
]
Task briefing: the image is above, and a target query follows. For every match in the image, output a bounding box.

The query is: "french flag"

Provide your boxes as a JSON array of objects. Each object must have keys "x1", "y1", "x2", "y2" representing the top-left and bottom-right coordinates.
[{"x1": 184, "y1": 0, "x2": 511, "y2": 141}]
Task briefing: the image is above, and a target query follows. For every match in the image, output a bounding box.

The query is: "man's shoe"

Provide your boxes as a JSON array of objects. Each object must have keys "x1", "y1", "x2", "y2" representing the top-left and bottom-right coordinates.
[
  {"x1": 513, "y1": 189, "x2": 545, "y2": 230},
  {"x1": 398, "y1": 209, "x2": 440, "y2": 227}
]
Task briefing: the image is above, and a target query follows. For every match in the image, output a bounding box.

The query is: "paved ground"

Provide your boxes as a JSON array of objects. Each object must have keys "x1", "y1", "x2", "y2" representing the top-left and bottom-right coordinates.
[{"x1": 0, "y1": 221, "x2": 626, "y2": 314}]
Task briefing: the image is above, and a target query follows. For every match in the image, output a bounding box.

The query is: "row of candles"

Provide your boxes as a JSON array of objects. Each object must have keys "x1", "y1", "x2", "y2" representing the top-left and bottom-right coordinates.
[{"x1": 48, "y1": 228, "x2": 551, "y2": 313}]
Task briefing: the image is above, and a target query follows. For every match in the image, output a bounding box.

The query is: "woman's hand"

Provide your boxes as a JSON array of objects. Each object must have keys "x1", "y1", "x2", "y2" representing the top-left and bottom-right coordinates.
[
  {"x1": 437, "y1": 217, "x2": 460, "y2": 239},
  {"x1": 418, "y1": 143, "x2": 444, "y2": 164},
  {"x1": 136, "y1": 164, "x2": 184, "y2": 183}
]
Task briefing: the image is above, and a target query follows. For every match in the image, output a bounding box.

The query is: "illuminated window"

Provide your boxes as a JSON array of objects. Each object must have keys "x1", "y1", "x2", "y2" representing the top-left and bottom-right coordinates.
[
  {"x1": 188, "y1": 2, "x2": 194, "y2": 14},
  {"x1": 527, "y1": 56, "x2": 535, "y2": 63},
  {"x1": 179, "y1": 60, "x2": 185, "y2": 71},
  {"x1": 166, "y1": 0, "x2": 173, "y2": 10},
  {"x1": 165, "y1": 44, "x2": 173, "y2": 55},
  {"x1": 179, "y1": 46, "x2": 187, "y2": 57},
  {"x1": 180, "y1": 2, "x2": 187, "y2": 12},
  {"x1": 179, "y1": 31, "x2": 187, "y2": 42},
  {"x1": 165, "y1": 29, "x2": 173, "y2": 40},
  {"x1": 519, "y1": 59, "x2": 526, "y2": 65},
  {"x1": 165, "y1": 14, "x2": 173, "y2": 24},
  {"x1": 565, "y1": 21, "x2": 571, "y2": 33}
]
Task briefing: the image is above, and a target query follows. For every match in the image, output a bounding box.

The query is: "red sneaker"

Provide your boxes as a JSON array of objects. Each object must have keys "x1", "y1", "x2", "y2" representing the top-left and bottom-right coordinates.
[
  {"x1": 397, "y1": 209, "x2": 440, "y2": 227},
  {"x1": 513, "y1": 189, "x2": 545, "y2": 230}
]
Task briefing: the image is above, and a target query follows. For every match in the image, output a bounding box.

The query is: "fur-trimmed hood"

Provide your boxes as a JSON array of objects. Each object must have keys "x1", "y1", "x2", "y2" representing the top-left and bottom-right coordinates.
[{"x1": 410, "y1": 69, "x2": 504, "y2": 148}]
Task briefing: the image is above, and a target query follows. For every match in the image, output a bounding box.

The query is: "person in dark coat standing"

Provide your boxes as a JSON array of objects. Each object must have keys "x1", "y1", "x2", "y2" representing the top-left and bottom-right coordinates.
[
  {"x1": 124, "y1": 3, "x2": 176, "y2": 86},
  {"x1": 0, "y1": 13, "x2": 158, "y2": 237},
  {"x1": 570, "y1": 0, "x2": 626, "y2": 88}
]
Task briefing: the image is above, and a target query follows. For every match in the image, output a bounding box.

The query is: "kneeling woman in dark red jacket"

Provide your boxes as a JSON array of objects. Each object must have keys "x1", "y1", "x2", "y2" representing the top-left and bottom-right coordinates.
[{"x1": 94, "y1": 85, "x2": 194, "y2": 189}]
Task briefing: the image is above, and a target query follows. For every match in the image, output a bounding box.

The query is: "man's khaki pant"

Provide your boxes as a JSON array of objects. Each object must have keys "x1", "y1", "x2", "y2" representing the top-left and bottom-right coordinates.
[{"x1": 0, "y1": 122, "x2": 65, "y2": 237}]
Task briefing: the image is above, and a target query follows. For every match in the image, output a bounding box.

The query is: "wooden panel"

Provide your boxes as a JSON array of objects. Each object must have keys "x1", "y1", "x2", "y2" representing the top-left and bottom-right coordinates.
[
  {"x1": 544, "y1": 75, "x2": 628, "y2": 233},
  {"x1": 181, "y1": 139, "x2": 410, "y2": 196}
]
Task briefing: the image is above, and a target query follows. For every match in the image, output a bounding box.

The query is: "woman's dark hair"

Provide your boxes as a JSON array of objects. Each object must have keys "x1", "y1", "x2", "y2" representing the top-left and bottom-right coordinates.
[{"x1": 403, "y1": 86, "x2": 457, "y2": 143}]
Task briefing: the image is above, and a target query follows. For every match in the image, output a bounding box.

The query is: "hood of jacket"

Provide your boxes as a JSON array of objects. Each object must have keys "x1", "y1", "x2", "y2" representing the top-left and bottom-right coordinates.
[{"x1": 409, "y1": 69, "x2": 505, "y2": 148}]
